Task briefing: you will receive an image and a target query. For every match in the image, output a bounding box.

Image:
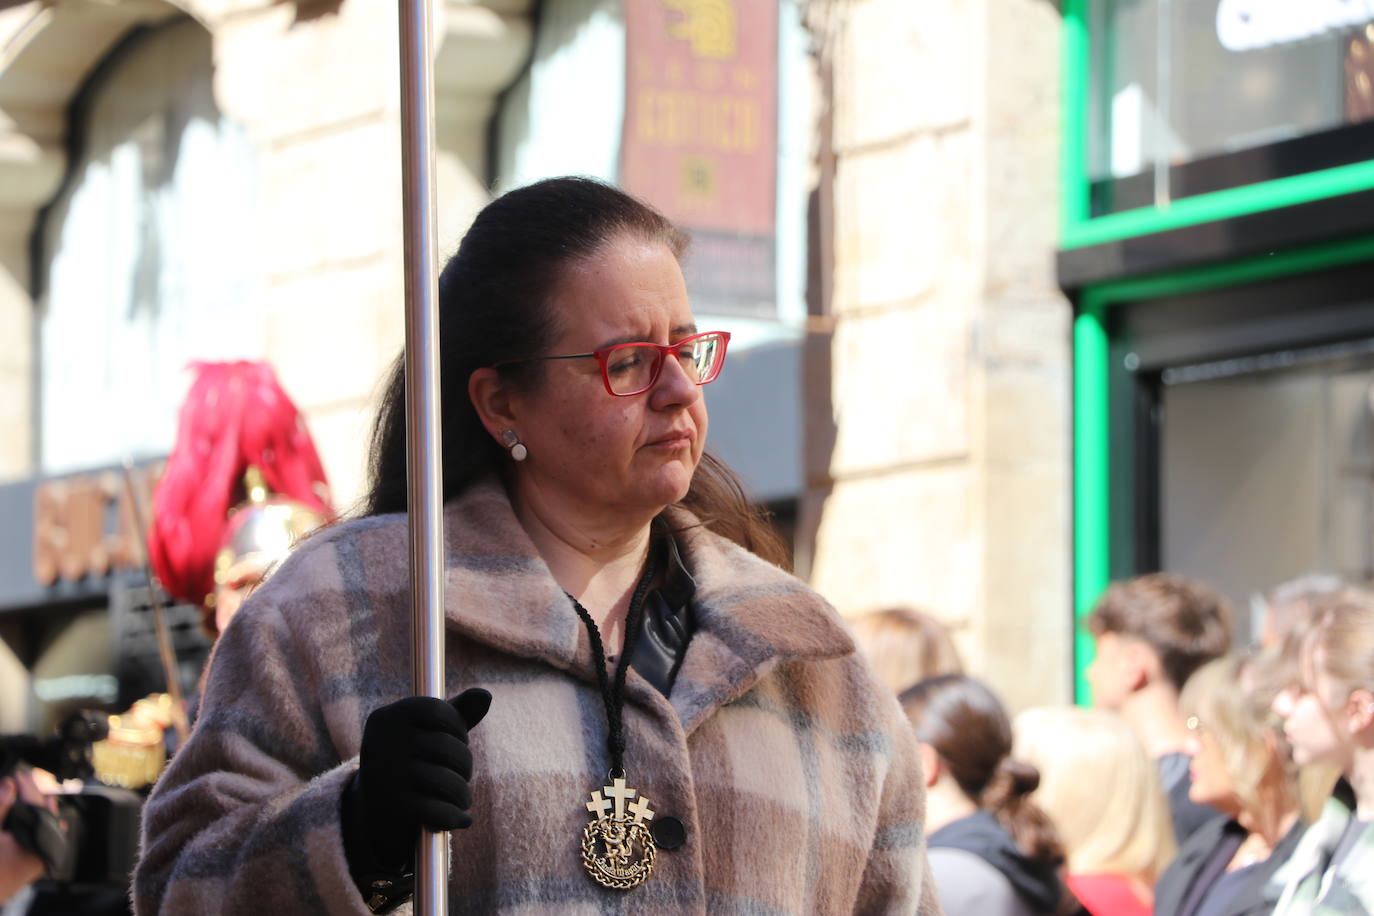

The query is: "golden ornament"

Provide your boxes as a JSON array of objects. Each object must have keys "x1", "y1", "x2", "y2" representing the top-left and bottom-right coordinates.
[{"x1": 581, "y1": 776, "x2": 657, "y2": 890}]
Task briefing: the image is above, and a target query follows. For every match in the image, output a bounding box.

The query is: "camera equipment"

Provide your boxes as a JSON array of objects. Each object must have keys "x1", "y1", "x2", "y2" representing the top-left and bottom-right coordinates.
[{"x1": 1, "y1": 710, "x2": 143, "y2": 890}]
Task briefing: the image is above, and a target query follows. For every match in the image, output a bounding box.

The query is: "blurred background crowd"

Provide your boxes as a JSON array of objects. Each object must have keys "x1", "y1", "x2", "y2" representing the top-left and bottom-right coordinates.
[{"x1": 852, "y1": 573, "x2": 1374, "y2": 915}]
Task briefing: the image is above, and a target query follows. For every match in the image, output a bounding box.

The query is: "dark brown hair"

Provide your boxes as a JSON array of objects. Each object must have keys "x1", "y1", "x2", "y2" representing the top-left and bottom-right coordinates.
[
  {"x1": 1087, "y1": 573, "x2": 1234, "y2": 692},
  {"x1": 363, "y1": 177, "x2": 786, "y2": 566},
  {"x1": 900, "y1": 675, "x2": 1066, "y2": 874}
]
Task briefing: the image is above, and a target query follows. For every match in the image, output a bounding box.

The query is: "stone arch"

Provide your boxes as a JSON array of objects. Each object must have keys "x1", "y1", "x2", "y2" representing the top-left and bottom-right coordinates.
[
  {"x1": 0, "y1": 0, "x2": 206, "y2": 478},
  {"x1": 0, "y1": 1, "x2": 205, "y2": 209},
  {"x1": 0, "y1": 0, "x2": 534, "y2": 479}
]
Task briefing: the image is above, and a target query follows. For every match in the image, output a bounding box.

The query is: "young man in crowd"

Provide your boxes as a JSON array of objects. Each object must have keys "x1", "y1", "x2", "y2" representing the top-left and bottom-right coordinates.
[{"x1": 1086, "y1": 573, "x2": 1233, "y2": 845}]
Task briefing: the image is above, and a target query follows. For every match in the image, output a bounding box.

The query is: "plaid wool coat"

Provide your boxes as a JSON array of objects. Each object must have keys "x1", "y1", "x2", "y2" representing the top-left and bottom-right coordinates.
[{"x1": 133, "y1": 478, "x2": 940, "y2": 915}]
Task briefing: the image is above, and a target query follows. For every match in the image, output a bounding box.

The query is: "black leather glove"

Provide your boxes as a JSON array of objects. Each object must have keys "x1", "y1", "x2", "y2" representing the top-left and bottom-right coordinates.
[{"x1": 342, "y1": 689, "x2": 491, "y2": 879}]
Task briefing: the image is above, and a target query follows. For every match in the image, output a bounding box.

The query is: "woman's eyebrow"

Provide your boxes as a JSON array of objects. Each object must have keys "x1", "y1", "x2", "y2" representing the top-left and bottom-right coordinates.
[
  {"x1": 594, "y1": 324, "x2": 700, "y2": 350},
  {"x1": 595, "y1": 333, "x2": 648, "y2": 350}
]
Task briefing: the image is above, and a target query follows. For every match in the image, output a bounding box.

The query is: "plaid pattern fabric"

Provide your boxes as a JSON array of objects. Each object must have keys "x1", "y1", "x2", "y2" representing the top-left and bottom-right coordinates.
[
  {"x1": 133, "y1": 477, "x2": 939, "y2": 915},
  {"x1": 1272, "y1": 790, "x2": 1374, "y2": 915}
]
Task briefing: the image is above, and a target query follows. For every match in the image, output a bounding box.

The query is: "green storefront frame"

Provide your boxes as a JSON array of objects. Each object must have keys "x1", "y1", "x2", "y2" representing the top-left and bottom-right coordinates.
[
  {"x1": 1060, "y1": 0, "x2": 1374, "y2": 249},
  {"x1": 1062, "y1": 0, "x2": 1374, "y2": 701}
]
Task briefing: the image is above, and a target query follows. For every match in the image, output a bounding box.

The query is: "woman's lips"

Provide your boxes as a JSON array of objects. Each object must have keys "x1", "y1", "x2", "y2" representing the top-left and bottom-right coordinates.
[{"x1": 646, "y1": 431, "x2": 693, "y2": 449}]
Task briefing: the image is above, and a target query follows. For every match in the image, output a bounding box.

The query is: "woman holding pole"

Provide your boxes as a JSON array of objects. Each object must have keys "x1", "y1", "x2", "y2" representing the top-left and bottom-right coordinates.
[{"x1": 131, "y1": 177, "x2": 940, "y2": 914}]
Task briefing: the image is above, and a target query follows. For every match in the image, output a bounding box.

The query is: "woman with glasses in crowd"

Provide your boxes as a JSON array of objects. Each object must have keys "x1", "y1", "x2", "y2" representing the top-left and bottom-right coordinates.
[
  {"x1": 132, "y1": 177, "x2": 939, "y2": 915},
  {"x1": 1152, "y1": 654, "x2": 1305, "y2": 916}
]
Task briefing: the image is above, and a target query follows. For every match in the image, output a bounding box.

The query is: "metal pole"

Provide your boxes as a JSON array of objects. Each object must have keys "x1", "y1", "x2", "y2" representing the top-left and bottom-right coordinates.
[
  {"x1": 398, "y1": 1, "x2": 447, "y2": 913},
  {"x1": 120, "y1": 460, "x2": 191, "y2": 747}
]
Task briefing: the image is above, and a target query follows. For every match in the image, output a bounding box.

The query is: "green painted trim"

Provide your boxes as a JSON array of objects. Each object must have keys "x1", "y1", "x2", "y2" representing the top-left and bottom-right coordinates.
[
  {"x1": 1092, "y1": 232, "x2": 1374, "y2": 305},
  {"x1": 1073, "y1": 299, "x2": 1109, "y2": 706},
  {"x1": 1061, "y1": 0, "x2": 1090, "y2": 234},
  {"x1": 1065, "y1": 153, "x2": 1374, "y2": 251},
  {"x1": 1070, "y1": 232, "x2": 1374, "y2": 704}
]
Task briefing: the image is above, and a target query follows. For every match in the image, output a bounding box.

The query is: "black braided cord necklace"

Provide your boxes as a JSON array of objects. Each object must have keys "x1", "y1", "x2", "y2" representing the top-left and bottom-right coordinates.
[{"x1": 566, "y1": 545, "x2": 660, "y2": 890}]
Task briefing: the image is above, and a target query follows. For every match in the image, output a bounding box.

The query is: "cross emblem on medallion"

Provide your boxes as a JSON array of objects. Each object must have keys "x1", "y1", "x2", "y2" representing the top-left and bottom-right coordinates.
[
  {"x1": 585, "y1": 790, "x2": 613, "y2": 819},
  {"x1": 604, "y1": 777, "x2": 636, "y2": 819},
  {"x1": 584, "y1": 777, "x2": 655, "y2": 825},
  {"x1": 626, "y1": 794, "x2": 654, "y2": 824},
  {"x1": 581, "y1": 776, "x2": 658, "y2": 889}
]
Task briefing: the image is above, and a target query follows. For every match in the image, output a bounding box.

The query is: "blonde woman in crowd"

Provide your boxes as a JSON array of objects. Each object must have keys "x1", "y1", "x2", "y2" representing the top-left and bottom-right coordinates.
[
  {"x1": 1014, "y1": 707, "x2": 1175, "y2": 916},
  {"x1": 849, "y1": 607, "x2": 963, "y2": 695},
  {"x1": 1152, "y1": 655, "x2": 1304, "y2": 915},
  {"x1": 1270, "y1": 587, "x2": 1374, "y2": 914}
]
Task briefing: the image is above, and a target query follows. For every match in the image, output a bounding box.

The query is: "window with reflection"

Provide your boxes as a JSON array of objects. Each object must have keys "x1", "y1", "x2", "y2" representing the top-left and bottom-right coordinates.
[{"x1": 1087, "y1": 0, "x2": 1374, "y2": 214}]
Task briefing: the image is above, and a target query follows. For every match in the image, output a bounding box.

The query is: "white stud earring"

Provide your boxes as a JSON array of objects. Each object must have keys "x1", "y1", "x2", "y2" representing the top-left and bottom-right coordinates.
[{"x1": 501, "y1": 429, "x2": 528, "y2": 462}]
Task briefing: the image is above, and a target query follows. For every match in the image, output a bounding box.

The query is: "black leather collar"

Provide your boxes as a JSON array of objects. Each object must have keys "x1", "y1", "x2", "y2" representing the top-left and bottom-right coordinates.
[{"x1": 626, "y1": 525, "x2": 697, "y2": 696}]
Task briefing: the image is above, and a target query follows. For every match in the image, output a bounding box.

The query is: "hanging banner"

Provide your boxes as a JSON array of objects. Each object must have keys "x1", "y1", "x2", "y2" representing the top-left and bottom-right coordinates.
[{"x1": 622, "y1": 0, "x2": 778, "y2": 315}]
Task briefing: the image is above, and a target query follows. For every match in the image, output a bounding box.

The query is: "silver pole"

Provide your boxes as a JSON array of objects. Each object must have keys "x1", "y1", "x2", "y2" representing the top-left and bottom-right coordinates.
[{"x1": 398, "y1": 1, "x2": 447, "y2": 913}]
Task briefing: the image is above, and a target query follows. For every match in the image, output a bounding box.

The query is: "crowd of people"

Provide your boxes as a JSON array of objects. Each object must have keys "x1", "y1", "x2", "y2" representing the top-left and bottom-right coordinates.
[{"x1": 851, "y1": 572, "x2": 1374, "y2": 915}]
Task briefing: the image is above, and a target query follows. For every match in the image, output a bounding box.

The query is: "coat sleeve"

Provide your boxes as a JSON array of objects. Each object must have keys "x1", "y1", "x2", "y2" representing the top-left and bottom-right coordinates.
[
  {"x1": 853, "y1": 703, "x2": 944, "y2": 915},
  {"x1": 131, "y1": 565, "x2": 373, "y2": 916}
]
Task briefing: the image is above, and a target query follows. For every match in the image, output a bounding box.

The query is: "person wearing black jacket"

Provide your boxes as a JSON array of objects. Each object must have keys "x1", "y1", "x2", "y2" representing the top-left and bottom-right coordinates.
[
  {"x1": 902, "y1": 675, "x2": 1078, "y2": 916},
  {"x1": 929, "y1": 809, "x2": 1067, "y2": 916},
  {"x1": 1154, "y1": 812, "x2": 1304, "y2": 916},
  {"x1": 1153, "y1": 654, "x2": 1304, "y2": 916}
]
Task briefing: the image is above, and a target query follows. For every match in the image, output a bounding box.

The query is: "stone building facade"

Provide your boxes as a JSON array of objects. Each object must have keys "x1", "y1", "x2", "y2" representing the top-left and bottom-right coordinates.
[{"x1": 0, "y1": 0, "x2": 1077, "y2": 730}]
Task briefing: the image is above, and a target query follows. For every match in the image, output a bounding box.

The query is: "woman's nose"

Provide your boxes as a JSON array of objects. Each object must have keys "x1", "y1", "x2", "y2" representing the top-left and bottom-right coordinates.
[{"x1": 650, "y1": 355, "x2": 701, "y2": 409}]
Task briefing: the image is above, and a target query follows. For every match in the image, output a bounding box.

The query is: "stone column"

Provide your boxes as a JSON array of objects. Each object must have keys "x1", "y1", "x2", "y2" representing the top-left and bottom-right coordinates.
[
  {"x1": 976, "y1": 0, "x2": 1072, "y2": 709},
  {"x1": 808, "y1": 0, "x2": 1071, "y2": 708}
]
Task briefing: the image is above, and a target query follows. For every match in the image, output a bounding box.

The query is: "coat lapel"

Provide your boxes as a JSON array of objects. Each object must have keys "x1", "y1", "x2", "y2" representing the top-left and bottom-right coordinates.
[
  {"x1": 432, "y1": 479, "x2": 856, "y2": 728},
  {"x1": 439, "y1": 478, "x2": 593, "y2": 682},
  {"x1": 662, "y1": 506, "x2": 855, "y2": 734}
]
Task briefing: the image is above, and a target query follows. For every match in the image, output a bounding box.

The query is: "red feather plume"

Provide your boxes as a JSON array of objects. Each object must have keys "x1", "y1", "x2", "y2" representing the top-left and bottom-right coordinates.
[{"x1": 147, "y1": 361, "x2": 334, "y2": 606}]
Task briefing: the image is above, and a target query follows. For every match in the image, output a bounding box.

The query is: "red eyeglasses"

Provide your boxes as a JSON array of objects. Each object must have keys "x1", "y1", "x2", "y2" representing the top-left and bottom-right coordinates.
[{"x1": 497, "y1": 330, "x2": 731, "y2": 397}]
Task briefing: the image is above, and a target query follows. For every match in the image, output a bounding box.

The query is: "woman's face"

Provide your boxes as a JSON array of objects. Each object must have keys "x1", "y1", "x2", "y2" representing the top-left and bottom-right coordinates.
[
  {"x1": 506, "y1": 234, "x2": 708, "y2": 523},
  {"x1": 1183, "y1": 718, "x2": 1241, "y2": 816},
  {"x1": 1281, "y1": 645, "x2": 1351, "y2": 770}
]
